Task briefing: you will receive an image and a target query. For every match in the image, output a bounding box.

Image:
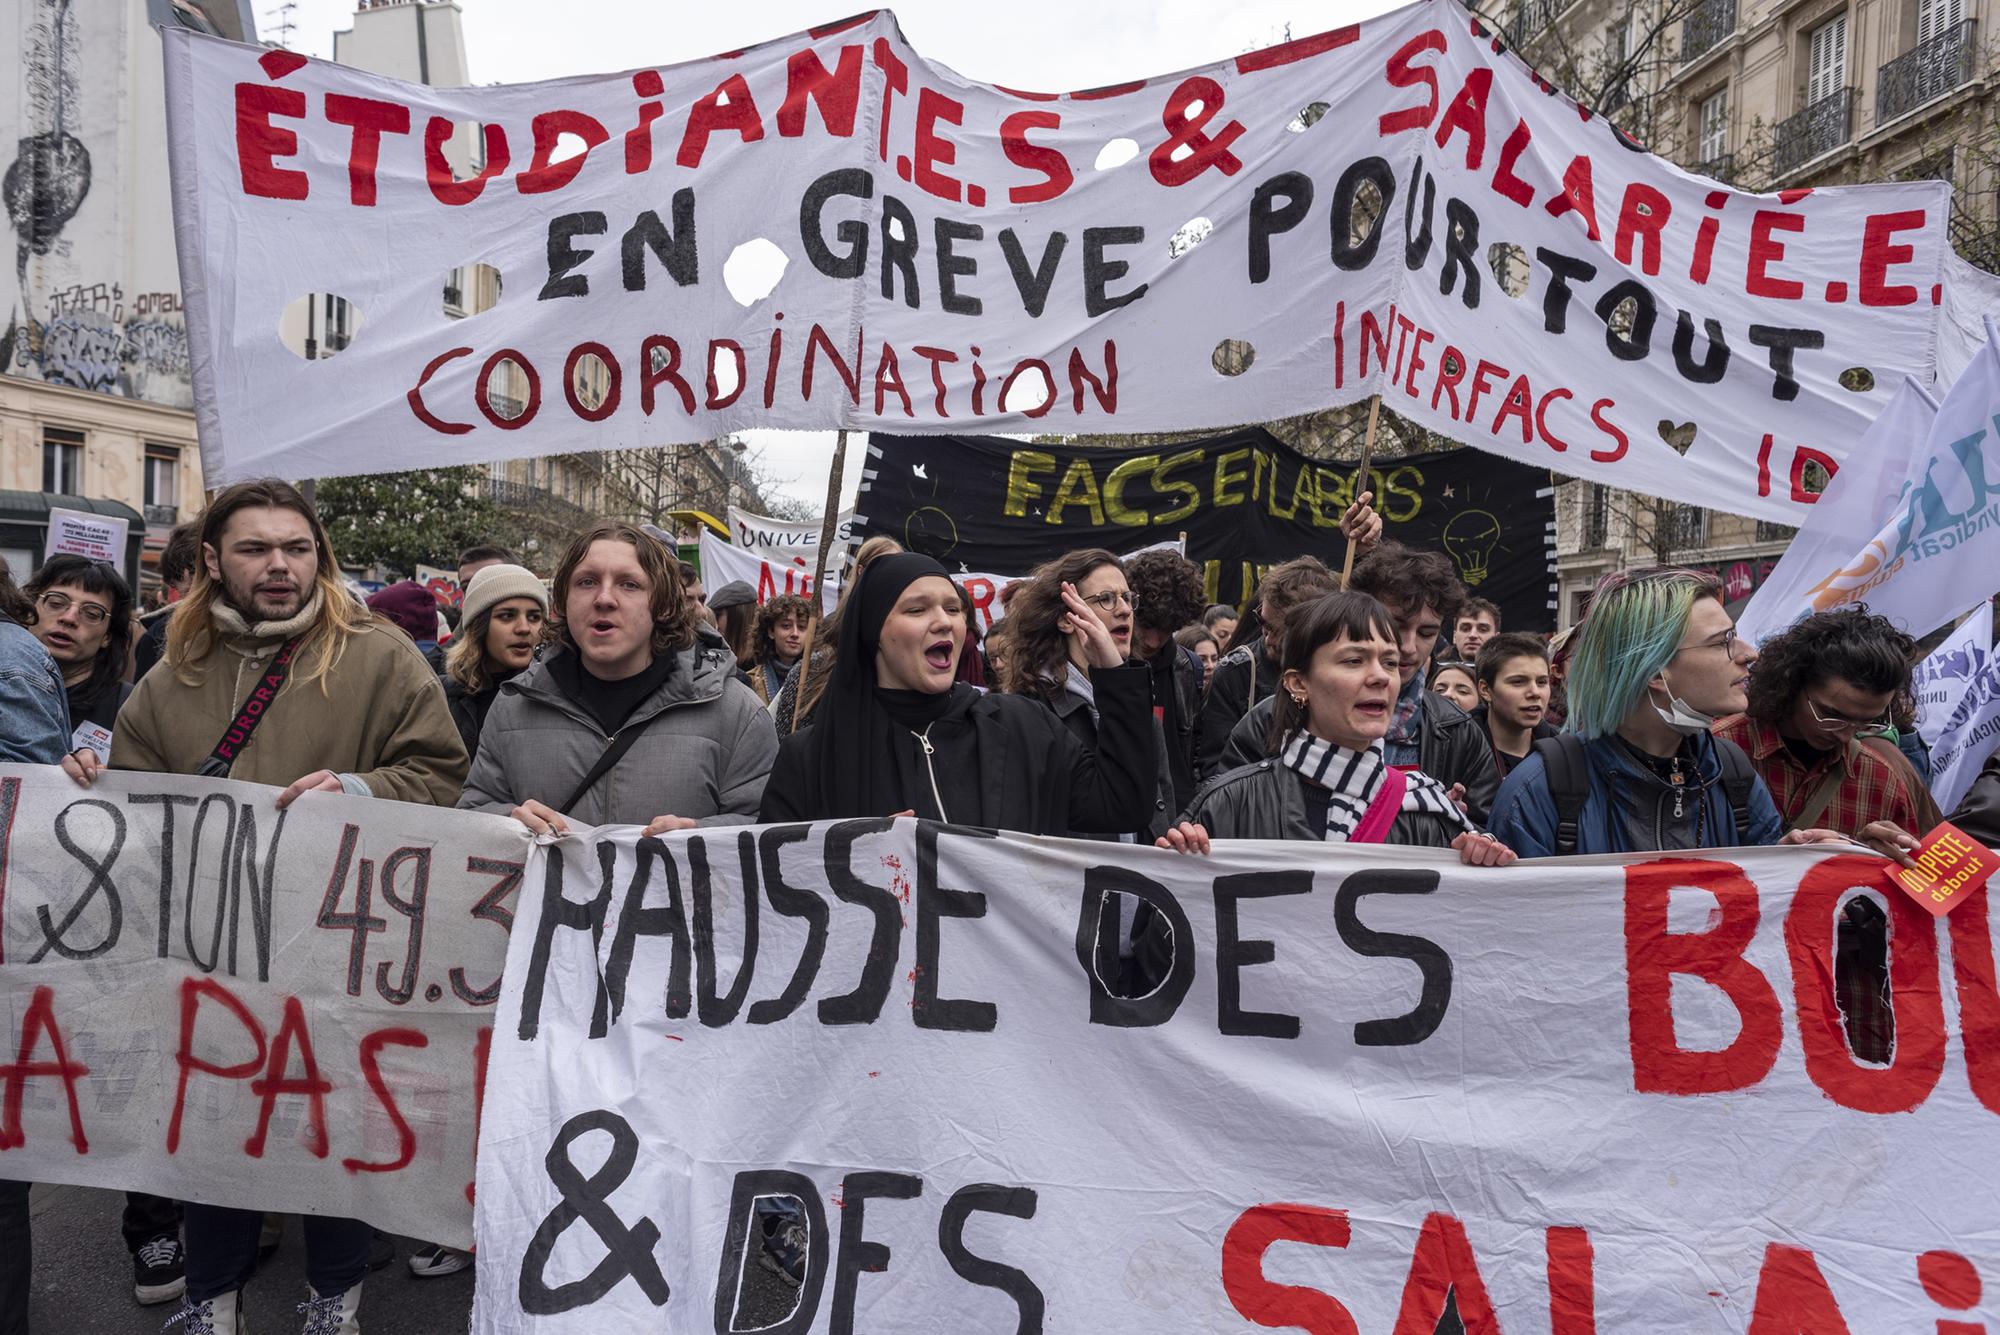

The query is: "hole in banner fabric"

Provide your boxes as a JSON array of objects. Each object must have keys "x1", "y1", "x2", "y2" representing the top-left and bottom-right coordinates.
[
  {"x1": 1094, "y1": 138, "x2": 1139, "y2": 170},
  {"x1": 723, "y1": 239, "x2": 788, "y2": 306},
  {"x1": 277, "y1": 293, "x2": 363, "y2": 360},
  {"x1": 1839, "y1": 367, "x2": 1876, "y2": 392},
  {"x1": 1168, "y1": 217, "x2": 1213, "y2": 259},
  {"x1": 1287, "y1": 101, "x2": 1330, "y2": 132},
  {"x1": 1487, "y1": 243, "x2": 1529, "y2": 298},
  {"x1": 1212, "y1": 339, "x2": 1255, "y2": 376},
  {"x1": 443, "y1": 262, "x2": 502, "y2": 319}
]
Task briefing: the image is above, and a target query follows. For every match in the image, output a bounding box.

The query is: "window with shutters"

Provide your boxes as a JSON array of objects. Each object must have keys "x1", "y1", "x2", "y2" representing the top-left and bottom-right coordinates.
[
  {"x1": 1698, "y1": 89, "x2": 1730, "y2": 163},
  {"x1": 1918, "y1": 0, "x2": 1963, "y2": 45},
  {"x1": 1808, "y1": 16, "x2": 1847, "y2": 105}
]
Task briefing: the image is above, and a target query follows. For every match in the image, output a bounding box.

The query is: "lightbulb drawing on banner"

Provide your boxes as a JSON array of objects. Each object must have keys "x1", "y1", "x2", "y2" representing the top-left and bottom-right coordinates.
[{"x1": 1443, "y1": 510, "x2": 1502, "y2": 586}]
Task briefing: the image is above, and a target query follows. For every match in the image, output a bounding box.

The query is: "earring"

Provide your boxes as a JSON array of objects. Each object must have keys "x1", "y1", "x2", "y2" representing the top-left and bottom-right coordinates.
[{"x1": 1290, "y1": 692, "x2": 1307, "y2": 706}]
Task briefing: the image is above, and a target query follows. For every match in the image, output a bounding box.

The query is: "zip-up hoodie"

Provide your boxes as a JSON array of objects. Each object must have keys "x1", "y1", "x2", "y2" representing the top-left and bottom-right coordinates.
[{"x1": 458, "y1": 633, "x2": 776, "y2": 827}]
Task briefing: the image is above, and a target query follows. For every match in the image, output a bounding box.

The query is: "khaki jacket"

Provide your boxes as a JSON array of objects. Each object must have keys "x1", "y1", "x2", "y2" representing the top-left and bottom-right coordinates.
[{"x1": 114, "y1": 592, "x2": 468, "y2": 805}]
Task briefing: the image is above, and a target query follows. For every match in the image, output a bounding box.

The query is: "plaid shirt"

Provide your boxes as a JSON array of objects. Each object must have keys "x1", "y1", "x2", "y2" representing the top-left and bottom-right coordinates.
[
  {"x1": 1713, "y1": 715, "x2": 1922, "y2": 837},
  {"x1": 1714, "y1": 713, "x2": 1918, "y2": 1063}
]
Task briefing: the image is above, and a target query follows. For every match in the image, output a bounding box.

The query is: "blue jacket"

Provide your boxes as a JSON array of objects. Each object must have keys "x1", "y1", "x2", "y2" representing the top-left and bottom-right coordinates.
[
  {"x1": 1489, "y1": 730, "x2": 1784, "y2": 857},
  {"x1": 0, "y1": 620, "x2": 72, "y2": 763}
]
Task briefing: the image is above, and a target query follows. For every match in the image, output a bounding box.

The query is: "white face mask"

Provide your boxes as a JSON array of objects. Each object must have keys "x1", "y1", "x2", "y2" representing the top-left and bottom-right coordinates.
[{"x1": 1649, "y1": 674, "x2": 1717, "y2": 736}]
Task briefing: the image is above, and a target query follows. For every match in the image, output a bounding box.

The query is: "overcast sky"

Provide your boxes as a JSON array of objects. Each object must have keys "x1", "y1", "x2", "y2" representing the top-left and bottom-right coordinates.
[{"x1": 270, "y1": 0, "x2": 1394, "y2": 510}]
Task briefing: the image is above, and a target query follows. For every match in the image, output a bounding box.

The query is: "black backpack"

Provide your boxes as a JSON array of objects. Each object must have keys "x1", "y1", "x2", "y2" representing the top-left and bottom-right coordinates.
[{"x1": 1533, "y1": 733, "x2": 1756, "y2": 856}]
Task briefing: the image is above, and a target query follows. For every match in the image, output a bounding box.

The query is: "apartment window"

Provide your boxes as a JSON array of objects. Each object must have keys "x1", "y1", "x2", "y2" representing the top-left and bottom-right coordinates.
[
  {"x1": 1918, "y1": 0, "x2": 1964, "y2": 45},
  {"x1": 1698, "y1": 88, "x2": 1730, "y2": 162},
  {"x1": 144, "y1": 444, "x2": 181, "y2": 510},
  {"x1": 42, "y1": 426, "x2": 84, "y2": 494},
  {"x1": 1582, "y1": 483, "x2": 1609, "y2": 549},
  {"x1": 324, "y1": 297, "x2": 353, "y2": 354},
  {"x1": 1807, "y1": 15, "x2": 1847, "y2": 105}
]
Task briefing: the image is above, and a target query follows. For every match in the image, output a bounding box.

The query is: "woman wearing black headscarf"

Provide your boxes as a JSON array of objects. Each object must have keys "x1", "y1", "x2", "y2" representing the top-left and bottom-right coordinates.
[{"x1": 758, "y1": 553, "x2": 1156, "y2": 832}]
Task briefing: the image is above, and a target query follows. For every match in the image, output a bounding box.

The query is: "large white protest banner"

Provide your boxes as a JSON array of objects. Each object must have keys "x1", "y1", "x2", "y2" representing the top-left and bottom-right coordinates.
[
  {"x1": 471, "y1": 820, "x2": 2000, "y2": 1333},
  {"x1": 698, "y1": 530, "x2": 841, "y2": 614},
  {"x1": 727, "y1": 506, "x2": 855, "y2": 558},
  {"x1": 162, "y1": 4, "x2": 1951, "y2": 521},
  {"x1": 1914, "y1": 601, "x2": 1992, "y2": 749},
  {"x1": 0, "y1": 765, "x2": 523, "y2": 1248},
  {"x1": 1741, "y1": 322, "x2": 2000, "y2": 644}
]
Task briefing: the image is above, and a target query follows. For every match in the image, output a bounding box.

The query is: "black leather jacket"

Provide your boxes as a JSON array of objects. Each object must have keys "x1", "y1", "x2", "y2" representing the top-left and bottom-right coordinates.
[
  {"x1": 1220, "y1": 689, "x2": 1501, "y2": 827},
  {"x1": 1046, "y1": 685, "x2": 1176, "y2": 842},
  {"x1": 1182, "y1": 759, "x2": 1464, "y2": 847},
  {"x1": 1198, "y1": 637, "x2": 1277, "y2": 781},
  {"x1": 1952, "y1": 750, "x2": 2000, "y2": 849}
]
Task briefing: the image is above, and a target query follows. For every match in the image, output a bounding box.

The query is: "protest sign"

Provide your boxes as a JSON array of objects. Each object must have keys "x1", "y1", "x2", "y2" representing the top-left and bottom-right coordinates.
[
  {"x1": 855, "y1": 428, "x2": 1556, "y2": 615},
  {"x1": 1912, "y1": 602, "x2": 1992, "y2": 748},
  {"x1": 417, "y1": 562, "x2": 465, "y2": 608},
  {"x1": 697, "y1": 530, "x2": 840, "y2": 614},
  {"x1": 1742, "y1": 323, "x2": 2000, "y2": 645},
  {"x1": 471, "y1": 821, "x2": 2000, "y2": 1332},
  {"x1": 727, "y1": 506, "x2": 854, "y2": 558},
  {"x1": 163, "y1": 3, "x2": 1950, "y2": 521},
  {"x1": 0, "y1": 764, "x2": 524, "y2": 1248},
  {"x1": 42, "y1": 506, "x2": 129, "y2": 564}
]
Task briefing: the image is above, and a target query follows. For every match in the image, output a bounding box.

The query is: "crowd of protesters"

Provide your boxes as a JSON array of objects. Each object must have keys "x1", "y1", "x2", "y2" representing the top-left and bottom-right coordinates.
[{"x1": 3, "y1": 472, "x2": 2000, "y2": 1335}]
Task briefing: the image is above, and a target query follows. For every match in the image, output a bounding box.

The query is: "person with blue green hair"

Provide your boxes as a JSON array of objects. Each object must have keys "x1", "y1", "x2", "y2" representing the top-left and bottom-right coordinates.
[{"x1": 1488, "y1": 567, "x2": 1852, "y2": 857}]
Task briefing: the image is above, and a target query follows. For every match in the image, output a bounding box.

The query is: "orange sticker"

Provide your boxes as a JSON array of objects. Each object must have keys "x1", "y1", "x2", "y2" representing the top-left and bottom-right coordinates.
[{"x1": 1884, "y1": 821, "x2": 1997, "y2": 917}]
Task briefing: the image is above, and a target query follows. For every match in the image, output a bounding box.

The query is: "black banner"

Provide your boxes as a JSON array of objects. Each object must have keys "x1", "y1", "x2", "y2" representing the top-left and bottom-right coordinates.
[{"x1": 855, "y1": 429, "x2": 1557, "y2": 626}]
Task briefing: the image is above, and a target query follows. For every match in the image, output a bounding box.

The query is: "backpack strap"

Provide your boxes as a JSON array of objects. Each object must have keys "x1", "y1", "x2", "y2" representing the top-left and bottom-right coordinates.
[
  {"x1": 1711, "y1": 737, "x2": 1758, "y2": 844},
  {"x1": 1532, "y1": 734, "x2": 1591, "y2": 857}
]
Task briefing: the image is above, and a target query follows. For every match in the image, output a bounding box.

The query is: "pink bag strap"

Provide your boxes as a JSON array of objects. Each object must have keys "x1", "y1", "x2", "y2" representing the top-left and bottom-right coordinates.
[{"x1": 1348, "y1": 764, "x2": 1408, "y2": 844}]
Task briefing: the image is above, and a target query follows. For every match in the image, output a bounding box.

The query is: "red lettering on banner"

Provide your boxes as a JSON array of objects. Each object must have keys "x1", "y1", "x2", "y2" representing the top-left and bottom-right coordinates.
[
  {"x1": 1790, "y1": 448, "x2": 1837, "y2": 503},
  {"x1": 466, "y1": 1025, "x2": 492, "y2": 1206},
  {"x1": 1150, "y1": 77, "x2": 1245, "y2": 186},
  {"x1": 1221, "y1": 1204, "x2": 1358, "y2": 1335},
  {"x1": 1000, "y1": 111, "x2": 1072, "y2": 204},
  {"x1": 1748, "y1": 210, "x2": 1807, "y2": 299},
  {"x1": 235, "y1": 79, "x2": 310, "y2": 201},
  {"x1": 168, "y1": 978, "x2": 268, "y2": 1155},
  {"x1": 563, "y1": 342, "x2": 622, "y2": 422},
  {"x1": 518, "y1": 110, "x2": 609, "y2": 194},
  {"x1": 247, "y1": 996, "x2": 331, "y2": 1159},
  {"x1": 1433, "y1": 68, "x2": 1492, "y2": 170},
  {"x1": 1624, "y1": 859, "x2": 1782, "y2": 1095},
  {"x1": 342, "y1": 1029, "x2": 427, "y2": 1174},
  {"x1": 1545, "y1": 156, "x2": 1600, "y2": 241},
  {"x1": 677, "y1": 75, "x2": 764, "y2": 170},
  {"x1": 1493, "y1": 120, "x2": 1536, "y2": 206},
  {"x1": 1379, "y1": 31, "x2": 1447, "y2": 135},
  {"x1": 874, "y1": 343, "x2": 913, "y2": 416},
  {"x1": 1391, "y1": 1214, "x2": 1501, "y2": 1335},
  {"x1": 1546, "y1": 1226, "x2": 1598, "y2": 1334},
  {"x1": 1235, "y1": 24, "x2": 1359, "y2": 73},
  {"x1": 426, "y1": 119, "x2": 509, "y2": 206},
  {"x1": 1587, "y1": 399, "x2": 1629, "y2": 463},
  {"x1": 0, "y1": 776, "x2": 18, "y2": 966},
  {"x1": 1787, "y1": 859, "x2": 1945, "y2": 1112},
  {"x1": 1614, "y1": 183, "x2": 1670, "y2": 276},
  {"x1": 1746, "y1": 1244, "x2": 1854, "y2": 1334},
  {"x1": 873, "y1": 38, "x2": 909, "y2": 162},
  {"x1": 0, "y1": 986, "x2": 91, "y2": 1153},
  {"x1": 1859, "y1": 210, "x2": 1926, "y2": 306},
  {"x1": 640, "y1": 335, "x2": 696, "y2": 415},
  {"x1": 408, "y1": 346, "x2": 475, "y2": 435},
  {"x1": 912, "y1": 88, "x2": 965, "y2": 201},
  {"x1": 707, "y1": 340, "x2": 747, "y2": 410},
  {"x1": 1945, "y1": 887, "x2": 2000, "y2": 1114},
  {"x1": 323, "y1": 94, "x2": 411, "y2": 207},
  {"x1": 625, "y1": 70, "x2": 665, "y2": 173},
  {"x1": 778, "y1": 45, "x2": 863, "y2": 138}
]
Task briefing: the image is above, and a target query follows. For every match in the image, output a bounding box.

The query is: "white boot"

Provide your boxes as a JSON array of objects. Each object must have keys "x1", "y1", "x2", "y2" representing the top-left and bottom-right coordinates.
[
  {"x1": 166, "y1": 1288, "x2": 246, "y2": 1334},
  {"x1": 299, "y1": 1283, "x2": 360, "y2": 1335}
]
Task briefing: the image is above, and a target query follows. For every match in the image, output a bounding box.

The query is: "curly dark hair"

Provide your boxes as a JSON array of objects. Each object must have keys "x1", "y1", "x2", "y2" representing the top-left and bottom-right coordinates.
[
  {"x1": 1348, "y1": 541, "x2": 1466, "y2": 630},
  {"x1": 1124, "y1": 548, "x2": 1205, "y2": 635},
  {"x1": 752, "y1": 593, "x2": 814, "y2": 663},
  {"x1": 1744, "y1": 608, "x2": 1917, "y2": 723}
]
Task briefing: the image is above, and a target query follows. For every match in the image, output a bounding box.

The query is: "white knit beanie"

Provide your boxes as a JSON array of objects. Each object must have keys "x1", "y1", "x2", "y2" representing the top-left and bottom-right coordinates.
[{"x1": 460, "y1": 563, "x2": 549, "y2": 624}]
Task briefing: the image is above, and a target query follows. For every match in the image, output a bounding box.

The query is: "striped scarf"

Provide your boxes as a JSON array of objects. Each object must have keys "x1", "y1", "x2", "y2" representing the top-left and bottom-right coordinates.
[{"x1": 1278, "y1": 728, "x2": 1474, "y2": 842}]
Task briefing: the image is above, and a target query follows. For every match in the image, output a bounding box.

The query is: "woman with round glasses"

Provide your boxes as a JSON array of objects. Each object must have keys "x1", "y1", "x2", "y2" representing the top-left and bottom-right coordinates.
[{"x1": 23, "y1": 555, "x2": 134, "y2": 757}]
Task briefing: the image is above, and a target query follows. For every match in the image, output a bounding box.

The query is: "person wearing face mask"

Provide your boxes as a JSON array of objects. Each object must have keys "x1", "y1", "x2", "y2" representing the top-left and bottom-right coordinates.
[
  {"x1": 439, "y1": 563, "x2": 549, "y2": 761},
  {"x1": 757, "y1": 553, "x2": 1155, "y2": 832},
  {"x1": 1161, "y1": 592, "x2": 1516, "y2": 863},
  {"x1": 1488, "y1": 568, "x2": 1856, "y2": 858},
  {"x1": 460, "y1": 523, "x2": 775, "y2": 834}
]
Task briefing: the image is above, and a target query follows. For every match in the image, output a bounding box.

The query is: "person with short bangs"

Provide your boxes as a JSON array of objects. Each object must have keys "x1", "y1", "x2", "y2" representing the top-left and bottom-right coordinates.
[
  {"x1": 23, "y1": 553, "x2": 134, "y2": 750},
  {"x1": 758, "y1": 553, "x2": 1157, "y2": 833},
  {"x1": 1163, "y1": 592, "x2": 1516, "y2": 863}
]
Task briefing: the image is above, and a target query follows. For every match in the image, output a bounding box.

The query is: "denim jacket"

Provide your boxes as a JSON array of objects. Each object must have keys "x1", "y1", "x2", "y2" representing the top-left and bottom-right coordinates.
[{"x1": 0, "y1": 620, "x2": 72, "y2": 763}]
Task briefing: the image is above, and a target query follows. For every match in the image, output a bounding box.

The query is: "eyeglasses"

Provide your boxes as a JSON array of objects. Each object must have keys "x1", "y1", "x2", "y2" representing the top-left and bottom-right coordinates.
[
  {"x1": 1080, "y1": 590, "x2": 1139, "y2": 612},
  {"x1": 1678, "y1": 628, "x2": 1740, "y2": 658},
  {"x1": 1804, "y1": 695, "x2": 1892, "y2": 733},
  {"x1": 35, "y1": 591, "x2": 111, "y2": 626}
]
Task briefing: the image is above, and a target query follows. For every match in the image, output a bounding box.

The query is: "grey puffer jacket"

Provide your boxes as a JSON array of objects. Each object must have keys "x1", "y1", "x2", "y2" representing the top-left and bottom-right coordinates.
[{"x1": 458, "y1": 636, "x2": 777, "y2": 827}]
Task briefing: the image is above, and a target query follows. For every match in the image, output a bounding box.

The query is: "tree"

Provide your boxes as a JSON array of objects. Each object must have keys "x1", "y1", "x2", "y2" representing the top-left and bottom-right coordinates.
[{"x1": 317, "y1": 466, "x2": 505, "y2": 576}]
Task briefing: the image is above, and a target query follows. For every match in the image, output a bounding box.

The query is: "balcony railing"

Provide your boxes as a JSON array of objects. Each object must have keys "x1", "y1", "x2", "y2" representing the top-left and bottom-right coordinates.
[
  {"x1": 1509, "y1": 0, "x2": 1561, "y2": 46},
  {"x1": 485, "y1": 478, "x2": 595, "y2": 527},
  {"x1": 1680, "y1": 0, "x2": 1737, "y2": 62},
  {"x1": 1878, "y1": 19, "x2": 1976, "y2": 122},
  {"x1": 143, "y1": 503, "x2": 179, "y2": 527},
  {"x1": 1772, "y1": 88, "x2": 1855, "y2": 176},
  {"x1": 1696, "y1": 153, "x2": 1736, "y2": 184}
]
